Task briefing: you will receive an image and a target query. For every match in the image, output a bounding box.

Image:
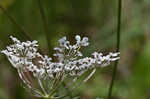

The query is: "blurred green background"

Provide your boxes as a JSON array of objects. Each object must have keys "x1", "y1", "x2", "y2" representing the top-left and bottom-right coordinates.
[{"x1": 0, "y1": 0, "x2": 150, "y2": 99}]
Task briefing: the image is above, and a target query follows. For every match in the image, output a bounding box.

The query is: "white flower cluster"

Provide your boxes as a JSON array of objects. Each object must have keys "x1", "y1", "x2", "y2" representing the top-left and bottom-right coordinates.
[
  {"x1": 1, "y1": 35, "x2": 120, "y2": 97},
  {"x1": 1, "y1": 35, "x2": 120, "y2": 78},
  {"x1": 1, "y1": 36, "x2": 45, "y2": 79}
]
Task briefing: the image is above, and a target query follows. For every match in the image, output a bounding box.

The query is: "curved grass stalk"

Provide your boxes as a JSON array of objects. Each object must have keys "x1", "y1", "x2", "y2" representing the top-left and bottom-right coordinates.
[
  {"x1": 37, "y1": 0, "x2": 52, "y2": 55},
  {"x1": 107, "y1": 0, "x2": 122, "y2": 98},
  {"x1": 0, "y1": 4, "x2": 31, "y2": 41}
]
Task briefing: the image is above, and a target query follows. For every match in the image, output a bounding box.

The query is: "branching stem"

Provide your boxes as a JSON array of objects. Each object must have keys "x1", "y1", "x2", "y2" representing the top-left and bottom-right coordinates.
[{"x1": 38, "y1": 78, "x2": 48, "y2": 96}]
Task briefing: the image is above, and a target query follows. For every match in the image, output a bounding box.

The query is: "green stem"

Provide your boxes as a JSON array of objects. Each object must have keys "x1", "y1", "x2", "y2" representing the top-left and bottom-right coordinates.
[
  {"x1": 107, "y1": 0, "x2": 122, "y2": 98},
  {"x1": 49, "y1": 74, "x2": 63, "y2": 97},
  {"x1": 38, "y1": 78, "x2": 48, "y2": 96}
]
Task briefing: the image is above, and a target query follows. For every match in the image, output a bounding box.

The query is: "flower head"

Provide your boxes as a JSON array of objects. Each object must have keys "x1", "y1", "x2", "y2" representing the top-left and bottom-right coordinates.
[{"x1": 1, "y1": 35, "x2": 120, "y2": 98}]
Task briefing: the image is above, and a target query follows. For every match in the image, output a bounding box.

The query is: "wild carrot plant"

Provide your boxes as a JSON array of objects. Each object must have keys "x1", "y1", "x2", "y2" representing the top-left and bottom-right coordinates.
[{"x1": 1, "y1": 35, "x2": 120, "y2": 99}]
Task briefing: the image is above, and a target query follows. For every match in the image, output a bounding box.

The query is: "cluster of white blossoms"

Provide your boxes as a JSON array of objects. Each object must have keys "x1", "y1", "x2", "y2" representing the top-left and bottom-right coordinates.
[{"x1": 1, "y1": 35, "x2": 120, "y2": 98}]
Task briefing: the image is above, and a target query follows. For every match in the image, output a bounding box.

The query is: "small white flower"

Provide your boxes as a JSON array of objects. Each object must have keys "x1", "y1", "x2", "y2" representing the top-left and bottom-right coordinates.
[
  {"x1": 81, "y1": 37, "x2": 89, "y2": 46},
  {"x1": 75, "y1": 35, "x2": 81, "y2": 44}
]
